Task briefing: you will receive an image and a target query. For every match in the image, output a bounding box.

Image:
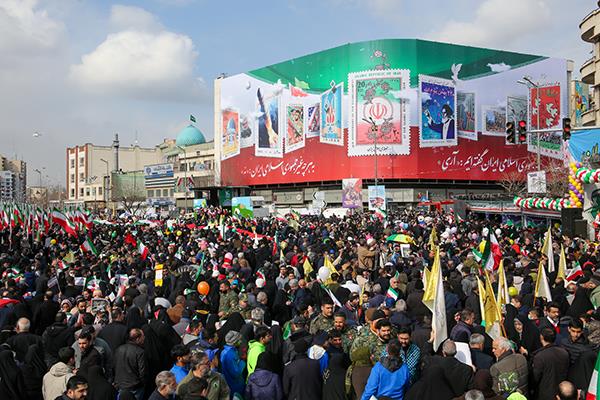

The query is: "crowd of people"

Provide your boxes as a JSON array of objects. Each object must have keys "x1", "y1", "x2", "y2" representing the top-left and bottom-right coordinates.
[{"x1": 0, "y1": 206, "x2": 598, "y2": 400}]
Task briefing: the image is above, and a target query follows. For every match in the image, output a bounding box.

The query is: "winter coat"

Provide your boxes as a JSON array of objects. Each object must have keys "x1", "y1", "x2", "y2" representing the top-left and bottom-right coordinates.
[
  {"x1": 97, "y1": 321, "x2": 128, "y2": 352},
  {"x1": 283, "y1": 354, "x2": 322, "y2": 400},
  {"x1": 42, "y1": 323, "x2": 76, "y2": 367},
  {"x1": 219, "y1": 345, "x2": 246, "y2": 396},
  {"x1": 247, "y1": 340, "x2": 265, "y2": 377},
  {"x1": 245, "y1": 368, "x2": 283, "y2": 400},
  {"x1": 113, "y1": 342, "x2": 146, "y2": 391},
  {"x1": 531, "y1": 344, "x2": 570, "y2": 400},
  {"x1": 450, "y1": 321, "x2": 472, "y2": 343},
  {"x1": 361, "y1": 357, "x2": 409, "y2": 400},
  {"x1": 42, "y1": 362, "x2": 74, "y2": 400},
  {"x1": 489, "y1": 351, "x2": 528, "y2": 396}
]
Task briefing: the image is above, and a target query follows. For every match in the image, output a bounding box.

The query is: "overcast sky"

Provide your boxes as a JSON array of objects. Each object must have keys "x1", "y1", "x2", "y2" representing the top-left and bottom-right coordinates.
[{"x1": 0, "y1": 0, "x2": 594, "y2": 185}]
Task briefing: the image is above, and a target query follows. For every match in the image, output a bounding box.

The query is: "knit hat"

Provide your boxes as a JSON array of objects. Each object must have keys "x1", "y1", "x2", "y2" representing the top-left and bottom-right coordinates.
[{"x1": 225, "y1": 331, "x2": 242, "y2": 346}]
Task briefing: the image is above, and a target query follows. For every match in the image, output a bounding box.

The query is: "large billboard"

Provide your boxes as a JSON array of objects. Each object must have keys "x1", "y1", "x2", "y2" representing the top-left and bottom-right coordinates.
[{"x1": 218, "y1": 39, "x2": 568, "y2": 186}]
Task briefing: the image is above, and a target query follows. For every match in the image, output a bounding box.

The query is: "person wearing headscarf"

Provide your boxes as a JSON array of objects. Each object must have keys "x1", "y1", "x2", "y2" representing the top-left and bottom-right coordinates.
[
  {"x1": 82, "y1": 365, "x2": 116, "y2": 400},
  {"x1": 509, "y1": 315, "x2": 541, "y2": 356},
  {"x1": 21, "y1": 343, "x2": 47, "y2": 400},
  {"x1": 0, "y1": 349, "x2": 27, "y2": 399},
  {"x1": 245, "y1": 352, "x2": 283, "y2": 400}
]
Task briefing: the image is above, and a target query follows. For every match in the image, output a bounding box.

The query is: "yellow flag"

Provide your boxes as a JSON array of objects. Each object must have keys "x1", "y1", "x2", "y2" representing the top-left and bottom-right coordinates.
[
  {"x1": 534, "y1": 261, "x2": 553, "y2": 302},
  {"x1": 422, "y1": 247, "x2": 448, "y2": 351},
  {"x1": 324, "y1": 254, "x2": 337, "y2": 275},
  {"x1": 64, "y1": 251, "x2": 75, "y2": 264},
  {"x1": 482, "y1": 271, "x2": 502, "y2": 339},
  {"x1": 422, "y1": 266, "x2": 431, "y2": 289},
  {"x1": 428, "y1": 227, "x2": 438, "y2": 251},
  {"x1": 541, "y1": 226, "x2": 551, "y2": 255},
  {"x1": 155, "y1": 264, "x2": 164, "y2": 287},
  {"x1": 496, "y1": 260, "x2": 510, "y2": 308},
  {"x1": 303, "y1": 257, "x2": 313, "y2": 276},
  {"x1": 557, "y1": 245, "x2": 567, "y2": 281}
]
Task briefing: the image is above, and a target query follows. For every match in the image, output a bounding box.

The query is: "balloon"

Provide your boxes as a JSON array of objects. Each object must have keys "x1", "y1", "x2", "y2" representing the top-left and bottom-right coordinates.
[
  {"x1": 318, "y1": 266, "x2": 330, "y2": 282},
  {"x1": 508, "y1": 287, "x2": 519, "y2": 297},
  {"x1": 197, "y1": 281, "x2": 210, "y2": 295},
  {"x1": 495, "y1": 228, "x2": 501, "y2": 237},
  {"x1": 50, "y1": 239, "x2": 56, "y2": 245}
]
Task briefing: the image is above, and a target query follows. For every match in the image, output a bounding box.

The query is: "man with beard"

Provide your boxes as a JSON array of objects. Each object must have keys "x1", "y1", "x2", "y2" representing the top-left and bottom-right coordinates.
[
  {"x1": 397, "y1": 326, "x2": 421, "y2": 385},
  {"x1": 218, "y1": 281, "x2": 238, "y2": 320},
  {"x1": 148, "y1": 371, "x2": 177, "y2": 400},
  {"x1": 370, "y1": 318, "x2": 392, "y2": 364},
  {"x1": 309, "y1": 297, "x2": 335, "y2": 335},
  {"x1": 177, "y1": 351, "x2": 230, "y2": 400},
  {"x1": 332, "y1": 311, "x2": 357, "y2": 353}
]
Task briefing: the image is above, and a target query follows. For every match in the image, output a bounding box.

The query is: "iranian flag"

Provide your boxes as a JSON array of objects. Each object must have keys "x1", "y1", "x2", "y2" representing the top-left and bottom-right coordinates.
[
  {"x1": 386, "y1": 287, "x2": 399, "y2": 301},
  {"x1": 374, "y1": 209, "x2": 387, "y2": 220},
  {"x1": 481, "y1": 231, "x2": 501, "y2": 271},
  {"x1": 51, "y1": 210, "x2": 77, "y2": 236},
  {"x1": 587, "y1": 352, "x2": 600, "y2": 400},
  {"x1": 80, "y1": 237, "x2": 99, "y2": 256},
  {"x1": 137, "y1": 240, "x2": 149, "y2": 260},
  {"x1": 566, "y1": 262, "x2": 584, "y2": 282}
]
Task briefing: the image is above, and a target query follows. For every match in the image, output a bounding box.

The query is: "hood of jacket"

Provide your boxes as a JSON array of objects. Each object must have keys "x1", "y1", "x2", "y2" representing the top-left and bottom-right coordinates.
[
  {"x1": 49, "y1": 362, "x2": 73, "y2": 377},
  {"x1": 46, "y1": 323, "x2": 68, "y2": 338},
  {"x1": 250, "y1": 369, "x2": 277, "y2": 387},
  {"x1": 380, "y1": 356, "x2": 403, "y2": 372},
  {"x1": 248, "y1": 340, "x2": 265, "y2": 353}
]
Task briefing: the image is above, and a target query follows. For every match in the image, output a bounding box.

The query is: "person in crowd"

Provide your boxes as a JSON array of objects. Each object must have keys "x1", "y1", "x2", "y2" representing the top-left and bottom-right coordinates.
[
  {"x1": 177, "y1": 351, "x2": 230, "y2": 400},
  {"x1": 170, "y1": 344, "x2": 191, "y2": 384},
  {"x1": 490, "y1": 336, "x2": 529, "y2": 396},
  {"x1": 531, "y1": 327, "x2": 570, "y2": 400},
  {"x1": 97, "y1": 307, "x2": 128, "y2": 352},
  {"x1": 361, "y1": 338, "x2": 410, "y2": 400},
  {"x1": 245, "y1": 352, "x2": 283, "y2": 400},
  {"x1": 114, "y1": 328, "x2": 147, "y2": 400},
  {"x1": 7, "y1": 317, "x2": 44, "y2": 362},
  {"x1": 396, "y1": 326, "x2": 421, "y2": 385},
  {"x1": 148, "y1": 371, "x2": 177, "y2": 400},
  {"x1": 55, "y1": 375, "x2": 88, "y2": 400},
  {"x1": 219, "y1": 330, "x2": 246, "y2": 397},
  {"x1": 247, "y1": 326, "x2": 272, "y2": 377},
  {"x1": 470, "y1": 333, "x2": 494, "y2": 370},
  {"x1": 43, "y1": 347, "x2": 76, "y2": 400},
  {"x1": 283, "y1": 339, "x2": 322, "y2": 400}
]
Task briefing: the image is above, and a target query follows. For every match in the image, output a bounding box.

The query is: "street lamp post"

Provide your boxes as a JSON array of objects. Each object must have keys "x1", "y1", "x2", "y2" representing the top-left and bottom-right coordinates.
[
  {"x1": 100, "y1": 158, "x2": 109, "y2": 206},
  {"x1": 176, "y1": 146, "x2": 189, "y2": 212},
  {"x1": 517, "y1": 77, "x2": 541, "y2": 171},
  {"x1": 363, "y1": 117, "x2": 379, "y2": 187}
]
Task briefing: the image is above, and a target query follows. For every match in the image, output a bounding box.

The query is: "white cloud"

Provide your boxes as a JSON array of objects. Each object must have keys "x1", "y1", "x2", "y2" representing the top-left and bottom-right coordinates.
[
  {"x1": 0, "y1": 0, "x2": 65, "y2": 60},
  {"x1": 430, "y1": 0, "x2": 551, "y2": 48},
  {"x1": 109, "y1": 5, "x2": 163, "y2": 32},
  {"x1": 70, "y1": 7, "x2": 205, "y2": 101}
]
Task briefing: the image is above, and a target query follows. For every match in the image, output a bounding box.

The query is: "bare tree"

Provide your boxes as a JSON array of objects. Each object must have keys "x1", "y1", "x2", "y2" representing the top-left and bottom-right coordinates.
[
  {"x1": 498, "y1": 154, "x2": 567, "y2": 199},
  {"x1": 498, "y1": 169, "x2": 527, "y2": 197},
  {"x1": 111, "y1": 173, "x2": 146, "y2": 215}
]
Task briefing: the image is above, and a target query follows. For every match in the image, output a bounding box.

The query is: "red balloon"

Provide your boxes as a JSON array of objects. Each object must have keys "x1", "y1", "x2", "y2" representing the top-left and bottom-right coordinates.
[{"x1": 197, "y1": 281, "x2": 210, "y2": 295}]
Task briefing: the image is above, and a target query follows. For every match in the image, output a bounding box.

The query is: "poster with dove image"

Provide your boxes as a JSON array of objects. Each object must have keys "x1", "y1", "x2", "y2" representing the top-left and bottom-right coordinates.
[
  {"x1": 348, "y1": 69, "x2": 410, "y2": 156},
  {"x1": 419, "y1": 75, "x2": 457, "y2": 148},
  {"x1": 528, "y1": 84, "x2": 561, "y2": 131},
  {"x1": 221, "y1": 108, "x2": 240, "y2": 160}
]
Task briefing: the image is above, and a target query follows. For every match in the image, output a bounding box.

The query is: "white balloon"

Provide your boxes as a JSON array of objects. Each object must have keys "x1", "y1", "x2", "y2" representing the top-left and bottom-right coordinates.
[
  {"x1": 482, "y1": 227, "x2": 489, "y2": 237},
  {"x1": 495, "y1": 228, "x2": 502, "y2": 237},
  {"x1": 450, "y1": 227, "x2": 457, "y2": 234},
  {"x1": 318, "y1": 266, "x2": 330, "y2": 282},
  {"x1": 245, "y1": 81, "x2": 251, "y2": 90}
]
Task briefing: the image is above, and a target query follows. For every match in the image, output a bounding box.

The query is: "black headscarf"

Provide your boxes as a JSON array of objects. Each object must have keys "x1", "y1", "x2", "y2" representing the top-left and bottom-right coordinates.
[
  {"x1": 217, "y1": 312, "x2": 245, "y2": 347},
  {"x1": 21, "y1": 343, "x2": 47, "y2": 400},
  {"x1": 84, "y1": 365, "x2": 116, "y2": 400},
  {"x1": 510, "y1": 314, "x2": 541, "y2": 354},
  {"x1": 0, "y1": 350, "x2": 27, "y2": 400}
]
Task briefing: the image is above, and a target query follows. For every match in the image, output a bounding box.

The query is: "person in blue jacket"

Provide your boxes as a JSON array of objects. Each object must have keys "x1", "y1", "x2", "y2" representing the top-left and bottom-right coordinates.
[
  {"x1": 361, "y1": 338, "x2": 410, "y2": 400},
  {"x1": 220, "y1": 331, "x2": 246, "y2": 398}
]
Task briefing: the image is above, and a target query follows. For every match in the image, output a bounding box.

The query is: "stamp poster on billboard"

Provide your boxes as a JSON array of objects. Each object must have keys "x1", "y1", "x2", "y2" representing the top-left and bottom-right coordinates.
[
  {"x1": 255, "y1": 89, "x2": 283, "y2": 158},
  {"x1": 457, "y1": 91, "x2": 477, "y2": 141},
  {"x1": 285, "y1": 104, "x2": 305, "y2": 153},
  {"x1": 419, "y1": 75, "x2": 457, "y2": 148},
  {"x1": 320, "y1": 82, "x2": 344, "y2": 146},
  {"x1": 221, "y1": 109, "x2": 240, "y2": 160},
  {"x1": 342, "y1": 178, "x2": 363, "y2": 208}
]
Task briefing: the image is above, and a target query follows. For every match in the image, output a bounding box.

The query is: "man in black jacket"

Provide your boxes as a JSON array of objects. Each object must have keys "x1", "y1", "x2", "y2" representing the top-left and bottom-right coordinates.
[
  {"x1": 469, "y1": 333, "x2": 494, "y2": 370},
  {"x1": 43, "y1": 312, "x2": 76, "y2": 367},
  {"x1": 425, "y1": 340, "x2": 474, "y2": 397},
  {"x1": 283, "y1": 338, "x2": 322, "y2": 400},
  {"x1": 560, "y1": 318, "x2": 598, "y2": 390},
  {"x1": 33, "y1": 290, "x2": 59, "y2": 335},
  {"x1": 6, "y1": 317, "x2": 43, "y2": 362},
  {"x1": 97, "y1": 307, "x2": 128, "y2": 352},
  {"x1": 532, "y1": 327, "x2": 570, "y2": 400},
  {"x1": 114, "y1": 328, "x2": 147, "y2": 399}
]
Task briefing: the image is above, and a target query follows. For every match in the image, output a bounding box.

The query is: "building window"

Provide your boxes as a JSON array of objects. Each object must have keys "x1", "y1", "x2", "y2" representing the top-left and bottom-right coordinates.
[
  {"x1": 204, "y1": 160, "x2": 212, "y2": 170},
  {"x1": 79, "y1": 158, "x2": 84, "y2": 167},
  {"x1": 92, "y1": 187, "x2": 96, "y2": 196},
  {"x1": 98, "y1": 187, "x2": 102, "y2": 195},
  {"x1": 170, "y1": 189, "x2": 174, "y2": 196},
  {"x1": 147, "y1": 189, "x2": 154, "y2": 197},
  {"x1": 70, "y1": 174, "x2": 75, "y2": 184},
  {"x1": 163, "y1": 189, "x2": 169, "y2": 197},
  {"x1": 79, "y1": 172, "x2": 85, "y2": 182},
  {"x1": 79, "y1": 188, "x2": 84, "y2": 197},
  {"x1": 70, "y1": 189, "x2": 75, "y2": 197},
  {"x1": 180, "y1": 163, "x2": 187, "y2": 172},
  {"x1": 70, "y1": 159, "x2": 75, "y2": 168},
  {"x1": 86, "y1": 188, "x2": 90, "y2": 196}
]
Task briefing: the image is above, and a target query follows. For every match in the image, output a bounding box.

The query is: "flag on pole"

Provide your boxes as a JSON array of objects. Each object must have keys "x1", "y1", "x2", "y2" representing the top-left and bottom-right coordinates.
[
  {"x1": 428, "y1": 227, "x2": 438, "y2": 251},
  {"x1": 587, "y1": 352, "x2": 600, "y2": 400},
  {"x1": 288, "y1": 83, "x2": 308, "y2": 97},
  {"x1": 320, "y1": 283, "x2": 342, "y2": 307},
  {"x1": 386, "y1": 286, "x2": 399, "y2": 301},
  {"x1": 80, "y1": 237, "x2": 99, "y2": 256},
  {"x1": 566, "y1": 262, "x2": 584, "y2": 282},
  {"x1": 534, "y1": 261, "x2": 553, "y2": 302},
  {"x1": 51, "y1": 210, "x2": 77, "y2": 236},
  {"x1": 137, "y1": 240, "x2": 149, "y2": 260},
  {"x1": 324, "y1": 255, "x2": 337, "y2": 275},
  {"x1": 422, "y1": 247, "x2": 447, "y2": 351},
  {"x1": 557, "y1": 244, "x2": 567, "y2": 281},
  {"x1": 481, "y1": 271, "x2": 502, "y2": 339},
  {"x1": 496, "y1": 259, "x2": 510, "y2": 308},
  {"x1": 482, "y1": 232, "x2": 501, "y2": 271},
  {"x1": 303, "y1": 257, "x2": 313, "y2": 276},
  {"x1": 541, "y1": 227, "x2": 555, "y2": 273}
]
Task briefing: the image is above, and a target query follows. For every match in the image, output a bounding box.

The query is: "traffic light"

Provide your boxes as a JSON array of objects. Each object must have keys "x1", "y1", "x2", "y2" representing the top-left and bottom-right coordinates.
[
  {"x1": 518, "y1": 120, "x2": 527, "y2": 144},
  {"x1": 505, "y1": 122, "x2": 515, "y2": 144},
  {"x1": 562, "y1": 118, "x2": 572, "y2": 141}
]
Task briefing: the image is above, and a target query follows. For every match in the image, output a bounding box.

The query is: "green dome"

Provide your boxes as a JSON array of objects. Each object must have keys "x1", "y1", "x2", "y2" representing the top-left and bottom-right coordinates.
[{"x1": 175, "y1": 124, "x2": 206, "y2": 147}]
